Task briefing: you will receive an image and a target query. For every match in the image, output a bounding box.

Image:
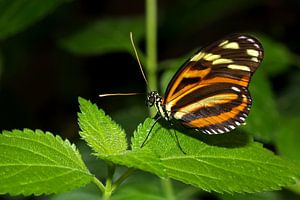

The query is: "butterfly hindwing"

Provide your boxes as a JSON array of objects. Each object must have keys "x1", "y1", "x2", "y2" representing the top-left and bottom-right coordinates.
[{"x1": 162, "y1": 34, "x2": 263, "y2": 134}]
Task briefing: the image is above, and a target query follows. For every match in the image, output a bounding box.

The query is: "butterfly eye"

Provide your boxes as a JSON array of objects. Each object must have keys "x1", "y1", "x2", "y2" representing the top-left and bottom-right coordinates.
[
  {"x1": 145, "y1": 92, "x2": 154, "y2": 107},
  {"x1": 146, "y1": 91, "x2": 161, "y2": 107}
]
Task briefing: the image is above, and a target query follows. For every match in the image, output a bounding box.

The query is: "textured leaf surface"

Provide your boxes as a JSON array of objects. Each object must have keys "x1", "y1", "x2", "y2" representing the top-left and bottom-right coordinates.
[
  {"x1": 0, "y1": 0, "x2": 69, "y2": 39},
  {"x1": 78, "y1": 97, "x2": 128, "y2": 156},
  {"x1": 110, "y1": 119, "x2": 298, "y2": 193},
  {"x1": 78, "y1": 98, "x2": 299, "y2": 193},
  {"x1": 60, "y1": 17, "x2": 144, "y2": 55},
  {"x1": 0, "y1": 129, "x2": 93, "y2": 195},
  {"x1": 219, "y1": 191, "x2": 282, "y2": 200}
]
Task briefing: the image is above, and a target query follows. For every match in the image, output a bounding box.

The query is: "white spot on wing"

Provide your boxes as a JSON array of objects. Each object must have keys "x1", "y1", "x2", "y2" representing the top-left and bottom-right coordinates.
[
  {"x1": 229, "y1": 125, "x2": 235, "y2": 129},
  {"x1": 235, "y1": 121, "x2": 241, "y2": 126},
  {"x1": 227, "y1": 64, "x2": 251, "y2": 72},
  {"x1": 204, "y1": 53, "x2": 221, "y2": 61},
  {"x1": 222, "y1": 42, "x2": 240, "y2": 49},
  {"x1": 247, "y1": 38, "x2": 255, "y2": 43},
  {"x1": 212, "y1": 58, "x2": 233, "y2": 65},
  {"x1": 231, "y1": 86, "x2": 241, "y2": 92},
  {"x1": 218, "y1": 40, "x2": 229, "y2": 47},
  {"x1": 251, "y1": 57, "x2": 259, "y2": 62},
  {"x1": 217, "y1": 129, "x2": 224, "y2": 134},
  {"x1": 190, "y1": 51, "x2": 205, "y2": 61},
  {"x1": 253, "y1": 43, "x2": 260, "y2": 48},
  {"x1": 211, "y1": 129, "x2": 217, "y2": 134},
  {"x1": 240, "y1": 117, "x2": 245, "y2": 121},
  {"x1": 247, "y1": 49, "x2": 259, "y2": 57}
]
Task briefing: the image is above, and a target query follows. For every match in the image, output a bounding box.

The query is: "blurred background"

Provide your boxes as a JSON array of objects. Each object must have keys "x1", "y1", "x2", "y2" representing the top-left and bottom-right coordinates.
[{"x1": 1, "y1": 0, "x2": 300, "y2": 199}]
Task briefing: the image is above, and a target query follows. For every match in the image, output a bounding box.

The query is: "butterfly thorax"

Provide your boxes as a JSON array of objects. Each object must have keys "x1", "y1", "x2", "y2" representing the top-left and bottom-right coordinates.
[{"x1": 146, "y1": 91, "x2": 172, "y2": 121}]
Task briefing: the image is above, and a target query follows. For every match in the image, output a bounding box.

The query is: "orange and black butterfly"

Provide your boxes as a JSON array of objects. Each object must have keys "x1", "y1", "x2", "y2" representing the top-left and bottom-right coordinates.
[{"x1": 146, "y1": 34, "x2": 264, "y2": 134}]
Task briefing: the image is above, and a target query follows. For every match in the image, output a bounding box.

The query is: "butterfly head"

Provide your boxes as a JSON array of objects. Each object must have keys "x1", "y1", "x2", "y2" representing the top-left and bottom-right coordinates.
[
  {"x1": 146, "y1": 91, "x2": 162, "y2": 107},
  {"x1": 146, "y1": 91, "x2": 172, "y2": 121}
]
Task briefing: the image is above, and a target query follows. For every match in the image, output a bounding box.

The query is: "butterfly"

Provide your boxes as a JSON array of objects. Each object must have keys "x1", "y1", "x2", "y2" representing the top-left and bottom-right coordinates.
[{"x1": 145, "y1": 34, "x2": 264, "y2": 134}]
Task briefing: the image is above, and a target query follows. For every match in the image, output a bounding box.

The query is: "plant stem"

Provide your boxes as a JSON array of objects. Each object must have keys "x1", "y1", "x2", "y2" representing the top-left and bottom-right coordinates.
[
  {"x1": 146, "y1": 0, "x2": 175, "y2": 199},
  {"x1": 161, "y1": 178, "x2": 175, "y2": 200},
  {"x1": 111, "y1": 168, "x2": 136, "y2": 192},
  {"x1": 102, "y1": 164, "x2": 116, "y2": 200},
  {"x1": 93, "y1": 176, "x2": 106, "y2": 193},
  {"x1": 146, "y1": 0, "x2": 158, "y2": 116}
]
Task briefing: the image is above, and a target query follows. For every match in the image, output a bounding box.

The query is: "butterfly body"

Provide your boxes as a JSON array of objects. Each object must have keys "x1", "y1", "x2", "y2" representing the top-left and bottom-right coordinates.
[{"x1": 146, "y1": 34, "x2": 264, "y2": 135}]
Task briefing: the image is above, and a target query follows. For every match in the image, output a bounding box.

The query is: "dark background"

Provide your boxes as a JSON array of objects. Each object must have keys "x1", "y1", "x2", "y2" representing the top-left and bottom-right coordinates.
[
  {"x1": 1, "y1": 0, "x2": 300, "y2": 199},
  {"x1": 1, "y1": 0, "x2": 299, "y2": 138}
]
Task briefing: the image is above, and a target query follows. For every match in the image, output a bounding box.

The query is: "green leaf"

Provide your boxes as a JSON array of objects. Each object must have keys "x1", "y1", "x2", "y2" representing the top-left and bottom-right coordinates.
[
  {"x1": 219, "y1": 191, "x2": 283, "y2": 200},
  {"x1": 0, "y1": 0, "x2": 70, "y2": 39},
  {"x1": 242, "y1": 71, "x2": 280, "y2": 141},
  {"x1": 49, "y1": 184, "x2": 100, "y2": 200},
  {"x1": 259, "y1": 35, "x2": 293, "y2": 76},
  {"x1": 50, "y1": 172, "x2": 199, "y2": 200},
  {"x1": 276, "y1": 117, "x2": 300, "y2": 166},
  {"x1": 0, "y1": 129, "x2": 93, "y2": 195},
  {"x1": 60, "y1": 17, "x2": 144, "y2": 55},
  {"x1": 78, "y1": 97, "x2": 128, "y2": 156},
  {"x1": 109, "y1": 118, "x2": 299, "y2": 193}
]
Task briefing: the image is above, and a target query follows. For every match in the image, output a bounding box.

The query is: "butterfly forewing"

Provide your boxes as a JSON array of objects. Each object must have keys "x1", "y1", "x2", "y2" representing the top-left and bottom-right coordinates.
[{"x1": 162, "y1": 34, "x2": 263, "y2": 134}]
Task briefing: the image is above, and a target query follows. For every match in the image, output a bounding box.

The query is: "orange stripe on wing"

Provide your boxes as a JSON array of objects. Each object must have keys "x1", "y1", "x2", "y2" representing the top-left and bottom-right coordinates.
[
  {"x1": 174, "y1": 93, "x2": 239, "y2": 114},
  {"x1": 167, "y1": 67, "x2": 211, "y2": 100},
  {"x1": 179, "y1": 95, "x2": 249, "y2": 128},
  {"x1": 203, "y1": 76, "x2": 250, "y2": 87}
]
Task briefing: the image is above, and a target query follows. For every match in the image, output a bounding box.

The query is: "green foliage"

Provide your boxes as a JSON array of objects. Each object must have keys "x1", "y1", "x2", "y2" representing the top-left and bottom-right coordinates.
[
  {"x1": 1, "y1": 0, "x2": 300, "y2": 199},
  {"x1": 60, "y1": 17, "x2": 144, "y2": 55},
  {"x1": 276, "y1": 117, "x2": 300, "y2": 166},
  {"x1": 0, "y1": 129, "x2": 93, "y2": 195},
  {"x1": 50, "y1": 172, "x2": 199, "y2": 200},
  {"x1": 259, "y1": 35, "x2": 294, "y2": 76},
  {"x1": 0, "y1": 0, "x2": 70, "y2": 39},
  {"x1": 78, "y1": 97, "x2": 128, "y2": 156},
  {"x1": 78, "y1": 98, "x2": 299, "y2": 194},
  {"x1": 243, "y1": 71, "x2": 279, "y2": 141}
]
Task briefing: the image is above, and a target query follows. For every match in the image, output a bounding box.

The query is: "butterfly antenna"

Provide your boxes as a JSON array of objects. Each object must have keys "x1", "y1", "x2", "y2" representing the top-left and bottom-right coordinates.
[
  {"x1": 99, "y1": 92, "x2": 141, "y2": 97},
  {"x1": 130, "y1": 32, "x2": 150, "y2": 90}
]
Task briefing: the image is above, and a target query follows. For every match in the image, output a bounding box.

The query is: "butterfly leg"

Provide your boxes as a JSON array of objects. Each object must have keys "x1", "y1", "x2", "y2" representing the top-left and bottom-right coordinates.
[
  {"x1": 170, "y1": 129, "x2": 186, "y2": 154},
  {"x1": 140, "y1": 115, "x2": 161, "y2": 148}
]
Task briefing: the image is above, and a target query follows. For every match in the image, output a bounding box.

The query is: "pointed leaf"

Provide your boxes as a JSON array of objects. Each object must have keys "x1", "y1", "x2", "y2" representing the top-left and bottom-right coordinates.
[
  {"x1": 78, "y1": 97, "x2": 128, "y2": 156},
  {"x1": 0, "y1": 129, "x2": 93, "y2": 195}
]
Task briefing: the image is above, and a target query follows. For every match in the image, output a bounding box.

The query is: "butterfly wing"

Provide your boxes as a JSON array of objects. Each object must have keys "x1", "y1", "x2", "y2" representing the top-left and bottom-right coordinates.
[{"x1": 162, "y1": 34, "x2": 264, "y2": 134}]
